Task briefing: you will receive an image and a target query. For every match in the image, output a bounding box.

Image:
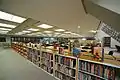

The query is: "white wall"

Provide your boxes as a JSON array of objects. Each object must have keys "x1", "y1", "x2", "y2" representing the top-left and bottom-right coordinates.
[
  {"x1": 95, "y1": 30, "x2": 120, "y2": 48},
  {"x1": 91, "y1": 0, "x2": 120, "y2": 14}
]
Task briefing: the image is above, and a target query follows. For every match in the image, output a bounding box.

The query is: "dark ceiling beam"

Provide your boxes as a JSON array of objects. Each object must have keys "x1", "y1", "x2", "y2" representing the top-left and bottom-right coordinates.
[{"x1": 8, "y1": 18, "x2": 39, "y2": 34}]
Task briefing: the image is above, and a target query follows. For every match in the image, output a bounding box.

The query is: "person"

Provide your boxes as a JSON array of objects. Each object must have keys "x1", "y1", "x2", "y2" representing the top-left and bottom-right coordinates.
[
  {"x1": 72, "y1": 39, "x2": 81, "y2": 57},
  {"x1": 72, "y1": 46, "x2": 81, "y2": 57}
]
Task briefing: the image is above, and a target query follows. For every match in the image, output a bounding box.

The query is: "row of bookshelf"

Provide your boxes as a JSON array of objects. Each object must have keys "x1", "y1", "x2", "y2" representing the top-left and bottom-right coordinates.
[{"x1": 12, "y1": 42, "x2": 120, "y2": 80}]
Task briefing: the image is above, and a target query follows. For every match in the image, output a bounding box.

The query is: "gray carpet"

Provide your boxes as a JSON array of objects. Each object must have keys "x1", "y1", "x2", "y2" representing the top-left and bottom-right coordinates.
[{"x1": 0, "y1": 48, "x2": 57, "y2": 80}]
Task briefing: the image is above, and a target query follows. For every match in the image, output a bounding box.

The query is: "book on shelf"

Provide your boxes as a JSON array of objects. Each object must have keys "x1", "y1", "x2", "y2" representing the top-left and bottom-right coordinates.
[
  {"x1": 12, "y1": 43, "x2": 119, "y2": 80},
  {"x1": 54, "y1": 54, "x2": 76, "y2": 80}
]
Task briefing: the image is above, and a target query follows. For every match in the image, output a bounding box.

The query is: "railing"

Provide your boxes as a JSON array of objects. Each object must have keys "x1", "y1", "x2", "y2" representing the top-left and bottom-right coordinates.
[{"x1": 101, "y1": 24, "x2": 120, "y2": 43}]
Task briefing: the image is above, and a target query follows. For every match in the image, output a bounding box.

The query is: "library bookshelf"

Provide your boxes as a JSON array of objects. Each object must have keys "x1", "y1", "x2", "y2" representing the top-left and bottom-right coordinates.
[{"x1": 12, "y1": 42, "x2": 120, "y2": 80}]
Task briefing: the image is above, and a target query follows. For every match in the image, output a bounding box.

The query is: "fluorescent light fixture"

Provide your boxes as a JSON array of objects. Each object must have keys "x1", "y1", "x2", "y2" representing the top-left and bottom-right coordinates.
[
  {"x1": 0, "y1": 23, "x2": 16, "y2": 28},
  {"x1": 44, "y1": 31, "x2": 52, "y2": 33},
  {"x1": 64, "y1": 31, "x2": 71, "y2": 33},
  {"x1": 27, "y1": 32, "x2": 42, "y2": 35},
  {"x1": 71, "y1": 33, "x2": 77, "y2": 35},
  {"x1": 0, "y1": 11, "x2": 26, "y2": 23},
  {"x1": 0, "y1": 30, "x2": 8, "y2": 34},
  {"x1": 0, "y1": 28, "x2": 12, "y2": 31},
  {"x1": 55, "y1": 29, "x2": 65, "y2": 32},
  {"x1": 28, "y1": 28, "x2": 39, "y2": 31},
  {"x1": 22, "y1": 30, "x2": 31, "y2": 33},
  {"x1": 15, "y1": 32, "x2": 25, "y2": 35},
  {"x1": 89, "y1": 30, "x2": 97, "y2": 33},
  {"x1": 54, "y1": 32, "x2": 61, "y2": 34},
  {"x1": 82, "y1": 38, "x2": 86, "y2": 40},
  {"x1": 38, "y1": 24, "x2": 53, "y2": 29}
]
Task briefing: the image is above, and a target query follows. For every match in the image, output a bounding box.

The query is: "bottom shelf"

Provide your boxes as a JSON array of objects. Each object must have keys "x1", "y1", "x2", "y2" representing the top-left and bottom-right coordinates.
[{"x1": 55, "y1": 71, "x2": 75, "y2": 80}]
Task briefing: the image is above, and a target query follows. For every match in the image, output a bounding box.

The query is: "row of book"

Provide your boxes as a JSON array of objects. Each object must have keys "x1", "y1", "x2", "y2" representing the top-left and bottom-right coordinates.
[
  {"x1": 79, "y1": 60, "x2": 116, "y2": 80},
  {"x1": 41, "y1": 58, "x2": 53, "y2": 68},
  {"x1": 55, "y1": 63, "x2": 76, "y2": 77},
  {"x1": 41, "y1": 52, "x2": 53, "y2": 60},
  {"x1": 55, "y1": 71, "x2": 75, "y2": 80},
  {"x1": 55, "y1": 55, "x2": 76, "y2": 68},
  {"x1": 40, "y1": 52, "x2": 53, "y2": 74},
  {"x1": 78, "y1": 72, "x2": 104, "y2": 80},
  {"x1": 41, "y1": 64, "x2": 53, "y2": 74}
]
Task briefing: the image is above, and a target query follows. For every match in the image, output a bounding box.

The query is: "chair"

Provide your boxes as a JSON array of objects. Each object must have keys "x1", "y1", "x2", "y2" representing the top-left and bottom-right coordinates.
[{"x1": 108, "y1": 51, "x2": 113, "y2": 56}]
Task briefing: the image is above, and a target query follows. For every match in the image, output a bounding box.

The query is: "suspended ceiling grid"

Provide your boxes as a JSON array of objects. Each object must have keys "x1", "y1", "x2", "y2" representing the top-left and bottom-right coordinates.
[{"x1": 0, "y1": 0, "x2": 100, "y2": 37}]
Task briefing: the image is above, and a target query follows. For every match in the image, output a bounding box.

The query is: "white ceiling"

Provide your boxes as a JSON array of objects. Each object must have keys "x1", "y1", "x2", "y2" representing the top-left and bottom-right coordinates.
[{"x1": 0, "y1": 0, "x2": 100, "y2": 37}]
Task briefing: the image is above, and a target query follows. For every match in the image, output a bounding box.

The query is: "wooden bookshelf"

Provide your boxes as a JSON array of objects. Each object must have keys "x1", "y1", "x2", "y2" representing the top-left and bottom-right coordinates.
[
  {"x1": 78, "y1": 58, "x2": 120, "y2": 80},
  {"x1": 12, "y1": 42, "x2": 120, "y2": 80},
  {"x1": 40, "y1": 51, "x2": 54, "y2": 74},
  {"x1": 54, "y1": 54, "x2": 77, "y2": 80}
]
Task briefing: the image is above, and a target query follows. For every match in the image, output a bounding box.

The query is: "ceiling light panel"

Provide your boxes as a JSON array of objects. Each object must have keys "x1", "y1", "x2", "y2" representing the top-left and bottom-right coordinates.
[
  {"x1": 64, "y1": 31, "x2": 71, "y2": 33},
  {"x1": 44, "y1": 31, "x2": 52, "y2": 33},
  {"x1": 28, "y1": 28, "x2": 39, "y2": 31},
  {"x1": 54, "y1": 32, "x2": 61, "y2": 34},
  {"x1": 0, "y1": 11, "x2": 26, "y2": 23},
  {"x1": 15, "y1": 32, "x2": 25, "y2": 35},
  {"x1": 0, "y1": 28, "x2": 12, "y2": 31},
  {"x1": 0, "y1": 23, "x2": 16, "y2": 28},
  {"x1": 22, "y1": 30, "x2": 31, "y2": 33},
  {"x1": 0, "y1": 30, "x2": 8, "y2": 34},
  {"x1": 82, "y1": 38, "x2": 86, "y2": 40},
  {"x1": 38, "y1": 24, "x2": 53, "y2": 29},
  {"x1": 55, "y1": 29, "x2": 65, "y2": 32},
  {"x1": 89, "y1": 30, "x2": 97, "y2": 33}
]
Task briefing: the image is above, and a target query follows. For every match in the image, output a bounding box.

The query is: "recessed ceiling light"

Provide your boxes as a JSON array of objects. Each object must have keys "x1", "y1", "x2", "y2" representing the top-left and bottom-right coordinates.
[
  {"x1": 55, "y1": 29, "x2": 65, "y2": 32},
  {"x1": 82, "y1": 38, "x2": 86, "y2": 40},
  {"x1": 64, "y1": 31, "x2": 71, "y2": 33},
  {"x1": 44, "y1": 31, "x2": 52, "y2": 33},
  {"x1": 89, "y1": 30, "x2": 97, "y2": 33},
  {"x1": 38, "y1": 24, "x2": 53, "y2": 29},
  {"x1": 0, "y1": 23, "x2": 16, "y2": 28},
  {"x1": 0, "y1": 28, "x2": 12, "y2": 31},
  {"x1": 0, "y1": 11, "x2": 26, "y2": 23},
  {"x1": 78, "y1": 26, "x2": 81, "y2": 28},
  {"x1": 28, "y1": 28, "x2": 39, "y2": 31}
]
